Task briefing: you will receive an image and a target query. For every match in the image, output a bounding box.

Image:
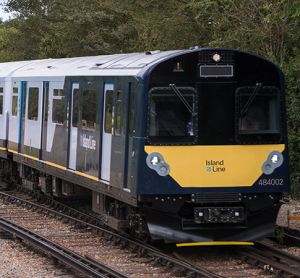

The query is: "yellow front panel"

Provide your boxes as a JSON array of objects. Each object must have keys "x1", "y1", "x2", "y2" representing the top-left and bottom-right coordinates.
[{"x1": 145, "y1": 145, "x2": 285, "y2": 187}]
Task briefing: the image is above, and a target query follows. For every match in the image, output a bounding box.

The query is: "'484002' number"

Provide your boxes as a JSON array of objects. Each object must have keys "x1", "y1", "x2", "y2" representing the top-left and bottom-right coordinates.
[{"x1": 258, "y1": 179, "x2": 284, "y2": 186}]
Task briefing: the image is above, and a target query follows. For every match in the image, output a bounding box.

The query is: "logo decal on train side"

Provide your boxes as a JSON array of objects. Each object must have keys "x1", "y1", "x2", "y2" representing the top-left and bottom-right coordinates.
[
  {"x1": 206, "y1": 160, "x2": 226, "y2": 173},
  {"x1": 80, "y1": 134, "x2": 96, "y2": 150}
]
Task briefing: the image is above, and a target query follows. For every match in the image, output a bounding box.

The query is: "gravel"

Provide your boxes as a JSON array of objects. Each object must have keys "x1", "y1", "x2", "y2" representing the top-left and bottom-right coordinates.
[{"x1": 0, "y1": 237, "x2": 78, "y2": 278}]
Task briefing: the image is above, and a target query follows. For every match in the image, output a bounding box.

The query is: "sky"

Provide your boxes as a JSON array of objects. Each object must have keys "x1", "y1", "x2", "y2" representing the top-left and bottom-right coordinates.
[{"x1": 0, "y1": 5, "x2": 13, "y2": 21}]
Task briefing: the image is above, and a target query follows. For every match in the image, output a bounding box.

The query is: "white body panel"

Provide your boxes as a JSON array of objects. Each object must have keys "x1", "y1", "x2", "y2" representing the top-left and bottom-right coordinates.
[
  {"x1": 68, "y1": 82, "x2": 79, "y2": 170},
  {"x1": 101, "y1": 83, "x2": 113, "y2": 181}
]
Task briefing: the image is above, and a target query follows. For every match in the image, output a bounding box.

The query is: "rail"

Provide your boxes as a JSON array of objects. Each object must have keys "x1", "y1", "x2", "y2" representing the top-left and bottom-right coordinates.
[
  {"x1": 237, "y1": 241, "x2": 300, "y2": 277},
  {"x1": 0, "y1": 190, "x2": 224, "y2": 278},
  {"x1": 0, "y1": 217, "x2": 127, "y2": 278}
]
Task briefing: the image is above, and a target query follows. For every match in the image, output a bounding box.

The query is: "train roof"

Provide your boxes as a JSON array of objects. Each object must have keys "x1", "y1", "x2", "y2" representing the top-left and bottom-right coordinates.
[{"x1": 0, "y1": 50, "x2": 188, "y2": 78}]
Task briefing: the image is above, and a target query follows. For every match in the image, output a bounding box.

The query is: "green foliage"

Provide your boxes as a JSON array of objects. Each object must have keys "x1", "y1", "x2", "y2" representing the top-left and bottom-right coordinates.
[
  {"x1": 0, "y1": 0, "x2": 137, "y2": 59},
  {"x1": 0, "y1": 0, "x2": 299, "y2": 196}
]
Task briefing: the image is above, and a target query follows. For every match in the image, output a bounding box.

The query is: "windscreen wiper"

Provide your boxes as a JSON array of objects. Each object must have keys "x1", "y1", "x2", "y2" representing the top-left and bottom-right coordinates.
[
  {"x1": 240, "y1": 83, "x2": 262, "y2": 117},
  {"x1": 169, "y1": 84, "x2": 197, "y2": 116}
]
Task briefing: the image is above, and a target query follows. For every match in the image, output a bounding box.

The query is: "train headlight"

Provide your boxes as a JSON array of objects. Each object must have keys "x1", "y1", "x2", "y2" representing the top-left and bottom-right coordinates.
[
  {"x1": 212, "y1": 53, "x2": 221, "y2": 62},
  {"x1": 271, "y1": 154, "x2": 279, "y2": 164},
  {"x1": 146, "y1": 152, "x2": 163, "y2": 169},
  {"x1": 146, "y1": 152, "x2": 170, "y2": 176},
  {"x1": 262, "y1": 151, "x2": 283, "y2": 175},
  {"x1": 157, "y1": 163, "x2": 170, "y2": 176}
]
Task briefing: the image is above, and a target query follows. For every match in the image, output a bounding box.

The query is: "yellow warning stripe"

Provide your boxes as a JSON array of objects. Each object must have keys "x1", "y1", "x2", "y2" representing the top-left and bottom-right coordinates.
[
  {"x1": 21, "y1": 153, "x2": 39, "y2": 161},
  {"x1": 44, "y1": 161, "x2": 67, "y2": 171},
  {"x1": 176, "y1": 241, "x2": 254, "y2": 247},
  {"x1": 74, "y1": 171, "x2": 99, "y2": 181},
  {"x1": 7, "y1": 149, "x2": 99, "y2": 182},
  {"x1": 8, "y1": 149, "x2": 18, "y2": 154}
]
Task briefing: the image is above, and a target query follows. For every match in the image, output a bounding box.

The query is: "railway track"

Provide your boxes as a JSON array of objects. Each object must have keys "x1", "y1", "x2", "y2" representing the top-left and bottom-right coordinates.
[
  {"x1": 282, "y1": 229, "x2": 300, "y2": 248},
  {"x1": 0, "y1": 189, "x2": 223, "y2": 278},
  {"x1": 1, "y1": 187, "x2": 300, "y2": 277},
  {"x1": 0, "y1": 218, "x2": 126, "y2": 278},
  {"x1": 237, "y1": 242, "x2": 300, "y2": 277}
]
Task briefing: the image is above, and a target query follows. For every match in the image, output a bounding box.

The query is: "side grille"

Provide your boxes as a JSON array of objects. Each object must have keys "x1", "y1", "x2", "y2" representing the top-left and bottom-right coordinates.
[{"x1": 191, "y1": 192, "x2": 242, "y2": 203}]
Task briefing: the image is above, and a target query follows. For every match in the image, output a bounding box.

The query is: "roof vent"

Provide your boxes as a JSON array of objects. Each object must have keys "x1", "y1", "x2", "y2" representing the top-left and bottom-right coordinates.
[
  {"x1": 95, "y1": 63, "x2": 103, "y2": 67},
  {"x1": 47, "y1": 65, "x2": 55, "y2": 69},
  {"x1": 145, "y1": 50, "x2": 160, "y2": 55}
]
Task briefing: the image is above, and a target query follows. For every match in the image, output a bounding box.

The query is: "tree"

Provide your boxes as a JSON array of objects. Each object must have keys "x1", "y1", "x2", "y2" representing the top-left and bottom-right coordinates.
[{"x1": 0, "y1": 0, "x2": 137, "y2": 59}]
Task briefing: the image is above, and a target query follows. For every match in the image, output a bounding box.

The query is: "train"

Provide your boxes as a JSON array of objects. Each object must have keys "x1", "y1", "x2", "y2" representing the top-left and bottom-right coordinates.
[{"x1": 0, "y1": 48, "x2": 290, "y2": 244}]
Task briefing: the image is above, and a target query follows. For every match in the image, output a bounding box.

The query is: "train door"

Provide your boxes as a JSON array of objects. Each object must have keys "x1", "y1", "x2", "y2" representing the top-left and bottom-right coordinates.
[
  {"x1": 0, "y1": 81, "x2": 5, "y2": 147},
  {"x1": 41, "y1": 81, "x2": 49, "y2": 160},
  {"x1": 8, "y1": 81, "x2": 22, "y2": 151},
  {"x1": 101, "y1": 83, "x2": 113, "y2": 182},
  {"x1": 75, "y1": 79, "x2": 100, "y2": 177},
  {"x1": 22, "y1": 81, "x2": 43, "y2": 157},
  {"x1": 110, "y1": 81, "x2": 129, "y2": 188},
  {"x1": 68, "y1": 82, "x2": 79, "y2": 170},
  {"x1": 42, "y1": 81, "x2": 67, "y2": 165}
]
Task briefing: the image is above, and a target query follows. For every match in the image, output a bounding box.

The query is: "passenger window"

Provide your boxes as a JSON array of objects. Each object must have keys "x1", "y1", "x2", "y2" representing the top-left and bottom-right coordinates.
[
  {"x1": 52, "y1": 89, "x2": 66, "y2": 124},
  {"x1": 114, "y1": 90, "x2": 122, "y2": 136},
  {"x1": 129, "y1": 89, "x2": 135, "y2": 135},
  {"x1": 104, "y1": 90, "x2": 113, "y2": 133},
  {"x1": 0, "y1": 87, "x2": 3, "y2": 115},
  {"x1": 28, "y1": 87, "x2": 39, "y2": 121},
  {"x1": 12, "y1": 87, "x2": 18, "y2": 116},
  {"x1": 44, "y1": 85, "x2": 49, "y2": 122},
  {"x1": 82, "y1": 89, "x2": 98, "y2": 129},
  {"x1": 72, "y1": 89, "x2": 79, "y2": 127}
]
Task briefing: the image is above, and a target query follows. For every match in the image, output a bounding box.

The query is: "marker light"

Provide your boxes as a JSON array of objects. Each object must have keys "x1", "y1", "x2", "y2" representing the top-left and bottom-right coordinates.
[
  {"x1": 212, "y1": 53, "x2": 221, "y2": 62},
  {"x1": 262, "y1": 151, "x2": 284, "y2": 175}
]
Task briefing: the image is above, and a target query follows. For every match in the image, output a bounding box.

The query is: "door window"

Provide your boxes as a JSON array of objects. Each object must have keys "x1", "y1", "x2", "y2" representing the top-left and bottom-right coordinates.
[
  {"x1": 12, "y1": 87, "x2": 18, "y2": 116},
  {"x1": 52, "y1": 89, "x2": 66, "y2": 124},
  {"x1": 104, "y1": 90, "x2": 113, "y2": 133},
  {"x1": 82, "y1": 89, "x2": 98, "y2": 129},
  {"x1": 28, "y1": 87, "x2": 39, "y2": 121}
]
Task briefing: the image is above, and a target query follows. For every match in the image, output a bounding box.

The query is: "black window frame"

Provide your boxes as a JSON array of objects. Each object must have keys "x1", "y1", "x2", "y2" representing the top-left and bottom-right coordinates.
[
  {"x1": 129, "y1": 88, "x2": 135, "y2": 135},
  {"x1": 147, "y1": 86, "x2": 198, "y2": 145},
  {"x1": 235, "y1": 86, "x2": 282, "y2": 144},
  {"x1": 0, "y1": 87, "x2": 3, "y2": 115}
]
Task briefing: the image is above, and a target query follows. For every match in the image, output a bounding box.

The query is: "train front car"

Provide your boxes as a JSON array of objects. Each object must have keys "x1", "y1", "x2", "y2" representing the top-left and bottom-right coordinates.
[{"x1": 138, "y1": 49, "x2": 290, "y2": 243}]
